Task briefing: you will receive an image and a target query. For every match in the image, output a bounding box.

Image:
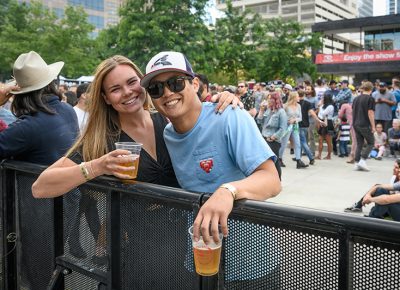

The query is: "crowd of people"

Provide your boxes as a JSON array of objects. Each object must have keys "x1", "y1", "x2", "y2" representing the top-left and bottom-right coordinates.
[
  {"x1": 0, "y1": 50, "x2": 399, "y2": 285},
  {"x1": 213, "y1": 78, "x2": 400, "y2": 173}
]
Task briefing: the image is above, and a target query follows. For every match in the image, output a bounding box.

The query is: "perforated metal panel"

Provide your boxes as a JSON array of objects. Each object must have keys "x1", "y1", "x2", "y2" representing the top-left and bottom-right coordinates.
[
  {"x1": 224, "y1": 218, "x2": 339, "y2": 289},
  {"x1": 65, "y1": 270, "x2": 103, "y2": 290},
  {"x1": 353, "y1": 239, "x2": 400, "y2": 290},
  {"x1": 17, "y1": 174, "x2": 55, "y2": 290},
  {"x1": 119, "y1": 193, "x2": 197, "y2": 290},
  {"x1": 64, "y1": 186, "x2": 108, "y2": 272}
]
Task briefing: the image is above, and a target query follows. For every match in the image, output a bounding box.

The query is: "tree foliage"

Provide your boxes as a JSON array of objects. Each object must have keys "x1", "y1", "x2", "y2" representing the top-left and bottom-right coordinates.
[
  {"x1": 213, "y1": 1, "x2": 263, "y2": 84},
  {"x1": 0, "y1": 0, "x2": 97, "y2": 80},
  {"x1": 112, "y1": 0, "x2": 213, "y2": 73},
  {"x1": 0, "y1": 0, "x2": 323, "y2": 84},
  {"x1": 252, "y1": 18, "x2": 322, "y2": 81}
]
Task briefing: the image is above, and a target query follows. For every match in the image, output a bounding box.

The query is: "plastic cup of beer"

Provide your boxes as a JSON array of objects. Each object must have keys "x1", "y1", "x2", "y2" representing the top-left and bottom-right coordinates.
[
  {"x1": 115, "y1": 142, "x2": 142, "y2": 179},
  {"x1": 188, "y1": 226, "x2": 223, "y2": 276}
]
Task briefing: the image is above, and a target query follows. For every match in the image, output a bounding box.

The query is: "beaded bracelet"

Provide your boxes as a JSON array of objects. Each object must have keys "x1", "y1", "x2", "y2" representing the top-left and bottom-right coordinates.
[{"x1": 79, "y1": 162, "x2": 91, "y2": 181}]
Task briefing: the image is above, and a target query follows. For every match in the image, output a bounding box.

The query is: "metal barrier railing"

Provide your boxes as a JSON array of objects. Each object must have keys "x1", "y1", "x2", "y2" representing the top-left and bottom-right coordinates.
[{"x1": 1, "y1": 160, "x2": 400, "y2": 290}]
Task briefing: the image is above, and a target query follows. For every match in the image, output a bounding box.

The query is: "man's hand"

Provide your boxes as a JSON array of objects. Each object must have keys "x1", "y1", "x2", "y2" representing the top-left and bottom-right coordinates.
[
  {"x1": 0, "y1": 83, "x2": 19, "y2": 106},
  {"x1": 192, "y1": 188, "x2": 234, "y2": 244},
  {"x1": 362, "y1": 185, "x2": 378, "y2": 206}
]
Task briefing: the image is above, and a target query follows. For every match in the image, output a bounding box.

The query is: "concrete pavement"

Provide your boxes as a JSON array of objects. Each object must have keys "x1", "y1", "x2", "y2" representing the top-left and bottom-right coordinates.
[{"x1": 269, "y1": 149, "x2": 394, "y2": 215}]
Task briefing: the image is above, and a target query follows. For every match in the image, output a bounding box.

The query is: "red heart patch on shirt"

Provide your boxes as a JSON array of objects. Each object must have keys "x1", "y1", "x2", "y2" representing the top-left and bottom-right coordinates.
[{"x1": 199, "y1": 159, "x2": 213, "y2": 173}]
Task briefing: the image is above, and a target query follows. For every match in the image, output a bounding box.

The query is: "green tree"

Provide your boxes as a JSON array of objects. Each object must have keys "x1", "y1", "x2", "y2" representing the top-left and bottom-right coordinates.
[
  {"x1": 0, "y1": 0, "x2": 98, "y2": 80},
  {"x1": 213, "y1": 1, "x2": 263, "y2": 84},
  {"x1": 253, "y1": 18, "x2": 322, "y2": 81},
  {"x1": 111, "y1": 0, "x2": 213, "y2": 73}
]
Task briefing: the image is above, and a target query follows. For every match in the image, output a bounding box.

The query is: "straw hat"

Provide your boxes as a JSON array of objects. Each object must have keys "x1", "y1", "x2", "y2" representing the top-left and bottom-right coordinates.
[{"x1": 11, "y1": 51, "x2": 64, "y2": 95}]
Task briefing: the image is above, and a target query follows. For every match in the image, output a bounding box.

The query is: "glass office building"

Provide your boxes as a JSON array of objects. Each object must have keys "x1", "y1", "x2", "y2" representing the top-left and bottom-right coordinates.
[
  {"x1": 20, "y1": 0, "x2": 122, "y2": 34},
  {"x1": 365, "y1": 29, "x2": 400, "y2": 51}
]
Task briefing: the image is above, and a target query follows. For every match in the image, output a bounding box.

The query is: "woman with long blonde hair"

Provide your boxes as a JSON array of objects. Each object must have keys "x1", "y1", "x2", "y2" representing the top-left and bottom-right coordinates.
[
  {"x1": 279, "y1": 91, "x2": 309, "y2": 169},
  {"x1": 33, "y1": 55, "x2": 238, "y2": 195},
  {"x1": 33, "y1": 55, "x2": 180, "y2": 195}
]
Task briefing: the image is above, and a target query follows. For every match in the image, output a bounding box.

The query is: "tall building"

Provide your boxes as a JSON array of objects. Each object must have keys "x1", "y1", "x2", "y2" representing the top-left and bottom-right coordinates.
[
  {"x1": 358, "y1": 0, "x2": 373, "y2": 17},
  {"x1": 19, "y1": 0, "x2": 123, "y2": 35},
  {"x1": 387, "y1": 0, "x2": 400, "y2": 14},
  {"x1": 216, "y1": 0, "x2": 358, "y2": 53}
]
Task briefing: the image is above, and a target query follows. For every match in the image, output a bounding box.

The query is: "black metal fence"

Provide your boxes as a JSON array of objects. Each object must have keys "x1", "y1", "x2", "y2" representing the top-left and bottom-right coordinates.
[{"x1": 1, "y1": 160, "x2": 400, "y2": 290}]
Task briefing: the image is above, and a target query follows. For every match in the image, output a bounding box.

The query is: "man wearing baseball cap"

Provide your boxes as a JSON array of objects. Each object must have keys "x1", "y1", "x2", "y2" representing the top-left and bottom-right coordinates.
[
  {"x1": 141, "y1": 51, "x2": 281, "y2": 287},
  {"x1": 372, "y1": 81, "x2": 396, "y2": 134}
]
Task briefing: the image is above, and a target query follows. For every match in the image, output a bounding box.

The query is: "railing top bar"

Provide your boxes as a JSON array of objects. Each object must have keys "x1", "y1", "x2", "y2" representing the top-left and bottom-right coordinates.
[
  {"x1": 230, "y1": 198, "x2": 400, "y2": 240},
  {"x1": 3, "y1": 160, "x2": 400, "y2": 241},
  {"x1": 0, "y1": 160, "x2": 202, "y2": 205}
]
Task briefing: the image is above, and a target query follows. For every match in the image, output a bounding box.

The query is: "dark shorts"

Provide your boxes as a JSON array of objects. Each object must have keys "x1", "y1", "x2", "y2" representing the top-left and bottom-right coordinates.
[{"x1": 318, "y1": 119, "x2": 334, "y2": 136}]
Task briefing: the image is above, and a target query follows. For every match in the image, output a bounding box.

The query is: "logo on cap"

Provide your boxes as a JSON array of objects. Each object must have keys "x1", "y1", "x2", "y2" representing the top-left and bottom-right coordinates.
[{"x1": 151, "y1": 55, "x2": 172, "y2": 68}]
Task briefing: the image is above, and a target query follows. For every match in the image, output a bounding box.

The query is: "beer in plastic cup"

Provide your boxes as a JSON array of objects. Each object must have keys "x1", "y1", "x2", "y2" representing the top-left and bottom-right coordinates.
[
  {"x1": 115, "y1": 142, "x2": 142, "y2": 179},
  {"x1": 188, "y1": 226, "x2": 223, "y2": 276}
]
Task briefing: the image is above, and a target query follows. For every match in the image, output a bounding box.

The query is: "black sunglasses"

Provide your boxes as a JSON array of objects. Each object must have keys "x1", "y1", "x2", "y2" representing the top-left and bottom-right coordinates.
[{"x1": 146, "y1": 76, "x2": 193, "y2": 99}]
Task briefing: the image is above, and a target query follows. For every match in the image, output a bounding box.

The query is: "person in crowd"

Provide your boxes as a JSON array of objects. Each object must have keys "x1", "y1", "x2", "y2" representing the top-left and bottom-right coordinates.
[
  {"x1": 345, "y1": 158, "x2": 400, "y2": 214},
  {"x1": 237, "y1": 80, "x2": 256, "y2": 117},
  {"x1": 388, "y1": 119, "x2": 400, "y2": 158},
  {"x1": 362, "y1": 170, "x2": 400, "y2": 221},
  {"x1": 58, "y1": 84, "x2": 68, "y2": 95},
  {"x1": 281, "y1": 84, "x2": 292, "y2": 104},
  {"x1": 0, "y1": 51, "x2": 78, "y2": 164},
  {"x1": 69, "y1": 84, "x2": 78, "y2": 94},
  {"x1": 335, "y1": 80, "x2": 352, "y2": 110},
  {"x1": 331, "y1": 80, "x2": 352, "y2": 156},
  {"x1": 372, "y1": 123, "x2": 387, "y2": 160},
  {"x1": 257, "y1": 91, "x2": 286, "y2": 172},
  {"x1": 352, "y1": 81, "x2": 375, "y2": 171},
  {"x1": 305, "y1": 84, "x2": 318, "y2": 155},
  {"x1": 0, "y1": 51, "x2": 79, "y2": 290},
  {"x1": 279, "y1": 91, "x2": 308, "y2": 169},
  {"x1": 253, "y1": 82, "x2": 266, "y2": 113},
  {"x1": 0, "y1": 105, "x2": 16, "y2": 124},
  {"x1": 314, "y1": 79, "x2": 326, "y2": 104},
  {"x1": 298, "y1": 89, "x2": 323, "y2": 165},
  {"x1": 195, "y1": 73, "x2": 211, "y2": 102},
  {"x1": 349, "y1": 84, "x2": 358, "y2": 99},
  {"x1": 74, "y1": 83, "x2": 90, "y2": 133},
  {"x1": 393, "y1": 79, "x2": 400, "y2": 119},
  {"x1": 316, "y1": 92, "x2": 335, "y2": 160},
  {"x1": 325, "y1": 80, "x2": 339, "y2": 101},
  {"x1": 269, "y1": 84, "x2": 276, "y2": 93},
  {"x1": 372, "y1": 82, "x2": 396, "y2": 134},
  {"x1": 338, "y1": 97, "x2": 356, "y2": 164},
  {"x1": 337, "y1": 116, "x2": 350, "y2": 158},
  {"x1": 141, "y1": 51, "x2": 281, "y2": 288},
  {"x1": 64, "y1": 90, "x2": 77, "y2": 107}
]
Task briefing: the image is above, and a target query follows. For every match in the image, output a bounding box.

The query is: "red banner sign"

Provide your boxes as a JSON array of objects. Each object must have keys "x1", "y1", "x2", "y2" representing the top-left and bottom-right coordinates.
[{"x1": 316, "y1": 50, "x2": 400, "y2": 64}]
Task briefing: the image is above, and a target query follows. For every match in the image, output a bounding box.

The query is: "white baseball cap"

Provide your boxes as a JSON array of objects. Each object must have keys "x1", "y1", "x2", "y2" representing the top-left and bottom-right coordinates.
[
  {"x1": 284, "y1": 84, "x2": 293, "y2": 90},
  {"x1": 141, "y1": 51, "x2": 195, "y2": 88}
]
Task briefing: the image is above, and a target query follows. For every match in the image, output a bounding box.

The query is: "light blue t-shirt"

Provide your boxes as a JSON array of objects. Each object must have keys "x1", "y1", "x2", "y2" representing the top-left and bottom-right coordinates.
[
  {"x1": 164, "y1": 102, "x2": 278, "y2": 281},
  {"x1": 164, "y1": 102, "x2": 275, "y2": 193}
]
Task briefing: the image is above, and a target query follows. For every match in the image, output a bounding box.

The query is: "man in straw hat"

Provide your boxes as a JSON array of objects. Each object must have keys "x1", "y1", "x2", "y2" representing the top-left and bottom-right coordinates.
[
  {"x1": 0, "y1": 51, "x2": 79, "y2": 289},
  {"x1": 0, "y1": 50, "x2": 79, "y2": 164}
]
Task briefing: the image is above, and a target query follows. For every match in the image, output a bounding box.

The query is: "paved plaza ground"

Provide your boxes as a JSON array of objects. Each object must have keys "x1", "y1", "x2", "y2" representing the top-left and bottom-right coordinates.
[{"x1": 269, "y1": 149, "x2": 394, "y2": 216}]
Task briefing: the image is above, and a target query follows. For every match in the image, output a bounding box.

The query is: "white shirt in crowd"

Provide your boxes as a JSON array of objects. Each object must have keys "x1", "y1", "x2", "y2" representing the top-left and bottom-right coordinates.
[{"x1": 73, "y1": 106, "x2": 88, "y2": 133}]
